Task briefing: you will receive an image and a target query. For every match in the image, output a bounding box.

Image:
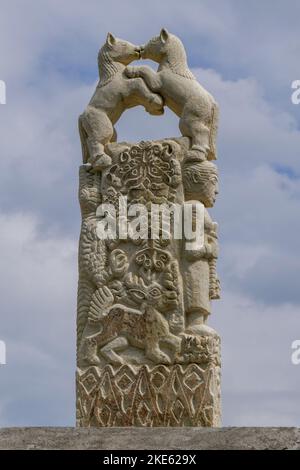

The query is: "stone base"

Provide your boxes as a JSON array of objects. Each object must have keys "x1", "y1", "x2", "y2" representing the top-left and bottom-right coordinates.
[
  {"x1": 77, "y1": 363, "x2": 221, "y2": 427},
  {"x1": 0, "y1": 427, "x2": 300, "y2": 450}
]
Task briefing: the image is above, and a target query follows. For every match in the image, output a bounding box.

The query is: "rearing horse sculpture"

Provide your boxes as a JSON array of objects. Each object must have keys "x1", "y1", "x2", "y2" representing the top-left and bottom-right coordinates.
[
  {"x1": 79, "y1": 33, "x2": 164, "y2": 171},
  {"x1": 125, "y1": 28, "x2": 219, "y2": 161}
]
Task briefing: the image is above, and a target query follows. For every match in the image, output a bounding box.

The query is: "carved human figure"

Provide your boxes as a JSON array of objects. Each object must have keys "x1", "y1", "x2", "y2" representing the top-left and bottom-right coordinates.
[
  {"x1": 182, "y1": 160, "x2": 220, "y2": 336},
  {"x1": 79, "y1": 33, "x2": 164, "y2": 171},
  {"x1": 125, "y1": 28, "x2": 219, "y2": 162}
]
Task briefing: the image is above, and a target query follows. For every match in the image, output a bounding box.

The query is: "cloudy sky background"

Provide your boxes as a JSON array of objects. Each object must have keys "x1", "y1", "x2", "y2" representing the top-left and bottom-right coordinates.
[{"x1": 0, "y1": 0, "x2": 300, "y2": 426}]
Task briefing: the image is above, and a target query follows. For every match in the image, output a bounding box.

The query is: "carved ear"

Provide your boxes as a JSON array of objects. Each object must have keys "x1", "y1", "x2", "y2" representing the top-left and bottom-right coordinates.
[
  {"x1": 106, "y1": 32, "x2": 116, "y2": 46},
  {"x1": 160, "y1": 28, "x2": 169, "y2": 43}
]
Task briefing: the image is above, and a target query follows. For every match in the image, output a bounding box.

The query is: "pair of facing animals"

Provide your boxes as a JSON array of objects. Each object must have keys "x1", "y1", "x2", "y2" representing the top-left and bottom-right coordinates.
[{"x1": 79, "y1": 28, "x2": 219, "y2": 172}]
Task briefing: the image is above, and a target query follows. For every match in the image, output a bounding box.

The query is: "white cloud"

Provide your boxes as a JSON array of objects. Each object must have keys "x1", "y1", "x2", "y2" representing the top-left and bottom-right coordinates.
[
  {"x1": 0, "y1": 212, "x2": 76, "y2": 425},
  {"x1": 211, "y1": 291, "x2": 300, "y2": 426}
]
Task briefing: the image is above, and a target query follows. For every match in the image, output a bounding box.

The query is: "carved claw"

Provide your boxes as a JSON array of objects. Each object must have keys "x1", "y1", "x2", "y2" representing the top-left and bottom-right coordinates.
[
  {"x1": 146, "y1": 94, "x2": 164, "y2": 116},
  {"x1": 84, "y1": 338, "x2": 101, "y2": 365},
  {"x1": 157, "y1": 353, "x2": 171, "y2": 365},
  {"x1": 92, "y1": 153, "x2": 112, "y2": 171},
  {"x1": 125, "y1": 66, "x2": 138, "y2": 78},
  {"x1": 147, "y1": 106, "x2": 164, "y2": 116},
  {"x1": 147, "y1": 348, "x2": 171, "y2": 365},
  {"x1": 185, "y1": 148, "x2": 207, "y2": 163}
]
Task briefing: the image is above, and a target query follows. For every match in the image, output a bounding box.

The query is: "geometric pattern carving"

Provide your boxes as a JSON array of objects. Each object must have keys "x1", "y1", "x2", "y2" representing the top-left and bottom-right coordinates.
[{"x1": 77, "y1": 362, "x2": 221, "y2": 427}]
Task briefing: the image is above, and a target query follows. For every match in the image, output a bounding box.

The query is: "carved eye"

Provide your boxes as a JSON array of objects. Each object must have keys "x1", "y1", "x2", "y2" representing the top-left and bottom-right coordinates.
[
  {"x1": 129, "y1": 289, "x2": 146, "y2": 301},
  {"x1": 149, "y1": 287, "x2": 162, "y2": 298}
]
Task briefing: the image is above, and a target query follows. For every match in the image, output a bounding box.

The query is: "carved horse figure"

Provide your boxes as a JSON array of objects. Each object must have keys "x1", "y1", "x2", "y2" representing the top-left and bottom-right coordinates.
[
  {"x1": 125, "y1": 28, "x2": 219, "y2": 161},
  {"x1": 79, "y1": 33, "x2": 164, "y2": 171}
]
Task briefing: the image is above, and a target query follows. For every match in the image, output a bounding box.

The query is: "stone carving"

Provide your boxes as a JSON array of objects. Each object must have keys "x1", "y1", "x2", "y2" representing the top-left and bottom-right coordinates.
[
  {"x1": 77, "y1": 30, "x2": 221, "y2": 427},
  {"x1": 79, "y1": 33, "x2": 164, "y2": 171},
  {"x1": 103, "y1": 140, "x2": 182, "y2": 205},
  {"x1": 77, "y1": 362, "x2": 220, "y2": 427},
  {"x1": 125, "y1": 28, "x2": 219, "y2": 162},
  {"x1": 182, "y1": 160, "x2": 220, "y2": 336}
]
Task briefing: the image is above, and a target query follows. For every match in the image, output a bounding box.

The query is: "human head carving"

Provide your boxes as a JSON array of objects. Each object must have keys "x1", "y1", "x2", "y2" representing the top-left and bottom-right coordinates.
[{"x1": 183, "y1": 160, "x2": 219, "y2": 207}]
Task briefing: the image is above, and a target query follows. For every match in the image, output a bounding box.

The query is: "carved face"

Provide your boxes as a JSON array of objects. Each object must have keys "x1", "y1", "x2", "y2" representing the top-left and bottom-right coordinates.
[
  {"x1": 201, "y1": 174, "x2": 219, "y2": 208},
  {"x1": 125, "y1": 275, "x2": 163, "y2": 305},
  {"x1": 105, "y1": 32, "x2": 141, "y2": 65},
  {"x1": 141, "y1": 28, "x2": 169, "y2": 62},
  {"x1": 183, "y1": 161, "x2": 219, "y2": 208}
]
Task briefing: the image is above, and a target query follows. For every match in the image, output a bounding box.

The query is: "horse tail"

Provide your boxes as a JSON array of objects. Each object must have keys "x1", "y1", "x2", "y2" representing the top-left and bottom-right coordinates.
[
  {"x1": 208, "y1": 101, "x2": 219, "y2": 161},
  {"x1": 78, "y1": 114, "x2": 90, "y2": 164}
]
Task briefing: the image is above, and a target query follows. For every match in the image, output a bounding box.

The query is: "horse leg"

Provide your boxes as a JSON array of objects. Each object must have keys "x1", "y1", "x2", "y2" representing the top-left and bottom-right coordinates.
[
  {"x1": 100, "y1": 336, "x2": 128, "y2": 365},
  {"x1": 81, "y1": 107, "x2": 113, "y2": 170},
  {"x1": 80, "y1": 334, "x2": 101, "y2": 365},
  {"x1": 145, "y1": 340, "x2": 171, "y2": 365},
  {"x1": 180, "y1": 103, "x2": 211, "y2": 161},
  {"x1": 162, "y1": 335, "x2": 182, "y2": 354},
  {"x1": 78, "y1": 318, "x2": 104, "y2": 365},
  {"x1": 126, "y1": 77, "x2": 164, "y2": 116}
]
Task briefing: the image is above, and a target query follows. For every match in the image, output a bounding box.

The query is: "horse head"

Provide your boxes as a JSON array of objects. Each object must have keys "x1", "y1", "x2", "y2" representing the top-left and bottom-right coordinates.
[
  {"x1": 100, "y1": 32, "x2": 141, "y2": 66},
  {"x1": 140, "y1": 28, "x2": 187, "y2": 66}
]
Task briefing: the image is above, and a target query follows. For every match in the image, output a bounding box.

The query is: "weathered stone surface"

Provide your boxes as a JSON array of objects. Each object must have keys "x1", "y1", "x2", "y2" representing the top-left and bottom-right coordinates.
[
  {"x1": 77, "y1": 30, "x2": 221, "y2": 427},
  {"x1": 0, "y1": 427, "x2": 300, "y2": 450},
  {"x1": 77, "y1": 362, "x2": 221, "y2": 427}
]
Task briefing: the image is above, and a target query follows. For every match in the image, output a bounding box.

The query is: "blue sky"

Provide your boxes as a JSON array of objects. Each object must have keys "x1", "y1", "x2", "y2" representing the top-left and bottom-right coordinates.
[{"x1": 0, "y1": 0, "x2": 300, "y2": 426}]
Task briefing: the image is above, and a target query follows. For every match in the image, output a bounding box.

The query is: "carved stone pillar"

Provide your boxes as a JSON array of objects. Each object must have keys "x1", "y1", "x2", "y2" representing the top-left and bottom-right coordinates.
[{"x1": 76, "y1": 30, "x2": 221, "y2": 427}]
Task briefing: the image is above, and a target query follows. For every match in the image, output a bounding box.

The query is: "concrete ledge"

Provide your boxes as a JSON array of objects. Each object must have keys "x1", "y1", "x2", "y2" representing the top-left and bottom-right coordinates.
[{"x1": 0, "y1": 427, "x2": 300, "y2": 450}]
